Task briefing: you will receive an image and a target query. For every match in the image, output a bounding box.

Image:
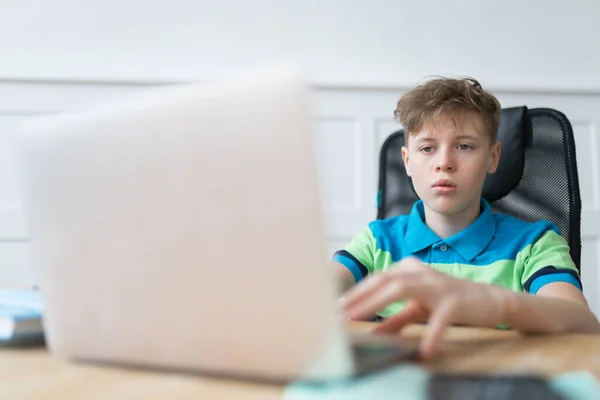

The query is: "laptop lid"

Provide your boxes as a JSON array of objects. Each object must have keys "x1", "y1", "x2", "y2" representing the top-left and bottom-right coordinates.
[{"x1": 16, "y1": 67, "x2": 357, "y2": 381}]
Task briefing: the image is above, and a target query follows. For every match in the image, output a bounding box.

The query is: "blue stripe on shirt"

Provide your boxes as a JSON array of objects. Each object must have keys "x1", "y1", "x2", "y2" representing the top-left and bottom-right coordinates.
[
  {"x1": 333, "y1": 254, "x2": 366, "y2": 283},
  {"x1": 529, "y1": 273, "x2": 582, "y2": 294}
]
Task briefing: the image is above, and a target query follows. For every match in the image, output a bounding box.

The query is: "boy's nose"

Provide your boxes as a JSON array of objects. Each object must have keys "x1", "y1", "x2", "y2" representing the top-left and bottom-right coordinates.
[
  {"x1": 435, "y1": 151, "x2": 456, "y2": 172},
  {"x1": 436, "y1": 163, "x2": 454, "y2": 172}
]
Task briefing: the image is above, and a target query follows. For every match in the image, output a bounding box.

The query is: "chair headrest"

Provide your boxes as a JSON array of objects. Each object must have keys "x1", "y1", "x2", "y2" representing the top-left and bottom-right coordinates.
[{"x1": 481, "y1": 106, "x2": 529, "y2": 201}]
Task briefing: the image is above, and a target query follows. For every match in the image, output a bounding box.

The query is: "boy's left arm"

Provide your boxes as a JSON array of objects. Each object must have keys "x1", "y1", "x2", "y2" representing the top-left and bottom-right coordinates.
[
  {"x1": 507, "y1": 229, "x2": 598, "y2": 332},
  {"x1": 521, "y1": 229, "x2": 585, "y2": 303},
  {"x1": 522, "y1": 231, "x2": 588, "y2": 306},
  {"x1": 536, "y1": 282, "x2": 588, "y2": 306}
]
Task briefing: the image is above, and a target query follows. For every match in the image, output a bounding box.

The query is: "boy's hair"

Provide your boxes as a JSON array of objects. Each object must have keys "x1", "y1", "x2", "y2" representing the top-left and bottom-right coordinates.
[{"x1": 394, "y1": 77, "x2": 502, "y2": 143}]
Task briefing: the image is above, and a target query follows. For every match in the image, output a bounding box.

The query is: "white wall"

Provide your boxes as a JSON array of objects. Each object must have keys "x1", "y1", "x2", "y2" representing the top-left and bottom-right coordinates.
[
  {"x1": 2, "y1": 82, "x2": 600, "y2": 316},
  {"x1": 1, "y1": 1, "x2": 600, "y2": 314},
  {"x1": 1, "y1": 0, "x2": 599, "y2": 91}
]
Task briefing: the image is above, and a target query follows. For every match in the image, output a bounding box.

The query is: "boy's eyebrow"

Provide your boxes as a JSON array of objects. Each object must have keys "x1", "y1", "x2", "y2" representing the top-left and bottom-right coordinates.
[
  {"x1": 413, "y1": 133, "x2": 482, "y2": 143},
  {"x1": 412, "y1": 133, "x2": 436, "y2": 142},
  {"x1": 454, "y1": 134, "x2": 482, "y2": 141}
]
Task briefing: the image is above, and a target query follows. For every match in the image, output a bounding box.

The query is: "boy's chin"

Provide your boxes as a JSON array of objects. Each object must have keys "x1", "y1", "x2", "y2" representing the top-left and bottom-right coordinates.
[{"x1": 423, "y1": 197, "x2": 474, "y2": 216}]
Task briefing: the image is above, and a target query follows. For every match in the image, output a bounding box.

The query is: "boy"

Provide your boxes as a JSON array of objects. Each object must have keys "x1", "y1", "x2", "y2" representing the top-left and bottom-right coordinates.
[{"x1": 333, "y1": 77, "x2": 600, "y2": 359}]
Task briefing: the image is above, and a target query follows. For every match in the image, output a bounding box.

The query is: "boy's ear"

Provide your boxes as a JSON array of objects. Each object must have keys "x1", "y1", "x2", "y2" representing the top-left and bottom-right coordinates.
[
  {"x1": 488, "y1": 141, "x2": 501, "y2": 173},
  {"x1": 401, "y1": 146, "x2": 411, "y2": 176}
]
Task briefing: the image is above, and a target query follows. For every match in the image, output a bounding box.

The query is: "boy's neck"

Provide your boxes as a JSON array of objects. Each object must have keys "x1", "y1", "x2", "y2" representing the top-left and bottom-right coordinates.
[{"x1": 423, "y1": 200, "x2": 482, "y2": 239}]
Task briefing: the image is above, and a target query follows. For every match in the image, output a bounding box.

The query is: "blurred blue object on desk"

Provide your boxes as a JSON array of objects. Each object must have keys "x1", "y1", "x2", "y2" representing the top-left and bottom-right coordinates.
[
  {"x1": 0, "y1": 288, "x2": 44, "y2": 345},
  {"x1": 284, "y1": 365, "x2": 600, "y2": 400}
]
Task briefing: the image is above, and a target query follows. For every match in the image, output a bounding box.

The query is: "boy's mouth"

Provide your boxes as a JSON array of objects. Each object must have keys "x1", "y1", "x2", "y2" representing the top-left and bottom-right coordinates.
[
  {"x1": 432, "y1": 179, "x2": 457, "y2": 188},
  {"x1": 432, "y1": 179, "x2": 457, "y2": 193}
]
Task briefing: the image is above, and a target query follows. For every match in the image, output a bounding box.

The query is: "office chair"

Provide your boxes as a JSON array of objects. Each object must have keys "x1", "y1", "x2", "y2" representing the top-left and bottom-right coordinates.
[{"x1": 376, "y1": 107, "x2": 582, "y2": 272}]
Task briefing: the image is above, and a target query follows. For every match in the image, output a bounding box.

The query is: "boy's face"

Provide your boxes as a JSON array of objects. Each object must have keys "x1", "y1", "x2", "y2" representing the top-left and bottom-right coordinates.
[{"x1": 401, "y1": 113, "x2": 501, "y2": 217}]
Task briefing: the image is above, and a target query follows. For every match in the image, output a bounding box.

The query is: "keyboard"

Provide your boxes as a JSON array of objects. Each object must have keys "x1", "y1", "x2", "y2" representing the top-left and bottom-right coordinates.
[
  {"x1": 428, "y1": 374, "x2": 566, "y2": 400},
  {"x1": 349, "y1": 332, "x2": 419, "y2": 374}
]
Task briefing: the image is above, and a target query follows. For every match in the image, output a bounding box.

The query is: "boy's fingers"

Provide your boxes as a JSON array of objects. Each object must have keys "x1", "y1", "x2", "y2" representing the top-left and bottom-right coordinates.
[
  {"x1": 397, "y1": 257, "x2": 425, "y2": 271},
  {"x1": 344, "y1": 277, "x2": 421, "y2": 320},
  {"x1": 419, "y1": 297, "x2": 458, "y2": 359},
  {"x1": 339, "y1": 272, "x2": 393, "y2": 313},
  {"x1": 373, "y1": 300, "x2": 427, "y2": 334},
  {"x1": 340, "y1": 260, "x2": 425, "y2": 308},
  {"x1": 339, "y1": 273, "x2": 383, "y2": 309}
]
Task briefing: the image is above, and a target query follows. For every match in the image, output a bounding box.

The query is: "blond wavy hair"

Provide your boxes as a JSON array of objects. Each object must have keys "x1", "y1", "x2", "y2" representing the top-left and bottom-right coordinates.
[{"x1": 394, "y1": 77, "x2": 501, "y2": 143}]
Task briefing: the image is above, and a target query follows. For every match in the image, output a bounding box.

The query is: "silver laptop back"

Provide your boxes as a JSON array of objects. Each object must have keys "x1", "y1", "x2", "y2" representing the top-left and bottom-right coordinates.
[{"x1": 16, "y1": 67, "x2": 356, "y2": 381}]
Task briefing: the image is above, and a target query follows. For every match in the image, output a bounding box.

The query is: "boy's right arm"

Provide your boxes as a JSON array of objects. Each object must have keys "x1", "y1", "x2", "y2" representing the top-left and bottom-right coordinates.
[
  {"x1": 330, "y1": 226, "x2": 377, "y2": 294},
  {"x1": 332, "y1": 262, "x2": 356, "y2": 293}
]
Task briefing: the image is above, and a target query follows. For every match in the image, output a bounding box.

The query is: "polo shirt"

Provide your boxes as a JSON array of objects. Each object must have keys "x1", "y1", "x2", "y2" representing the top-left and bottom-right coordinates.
[{"x1": 333, "y1": 198, "x2": 582, "y2": 318}]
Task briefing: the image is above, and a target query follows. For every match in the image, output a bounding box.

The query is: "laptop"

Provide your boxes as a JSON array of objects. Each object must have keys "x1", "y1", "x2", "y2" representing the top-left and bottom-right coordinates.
[{"x1": 14, "y1": 66, "x2": 418, "y2": 382}]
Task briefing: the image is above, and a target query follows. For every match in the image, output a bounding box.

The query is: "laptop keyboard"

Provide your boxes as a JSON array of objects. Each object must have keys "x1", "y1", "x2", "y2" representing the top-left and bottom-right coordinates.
[
  {"x1": 427, "y1": 374, "x2": 566, "y2": 400},
  {"x1": 350, "y1": 334, "x2": 419, "y2": 372},
  {"x1": 346, "y1": 333, "x2": 563, "y2": 400}
]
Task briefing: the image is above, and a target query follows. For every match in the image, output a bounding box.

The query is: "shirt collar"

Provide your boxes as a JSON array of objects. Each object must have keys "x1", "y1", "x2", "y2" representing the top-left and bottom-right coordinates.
[
  {"x1": 405, "y1": 198, "x2": 496, "y2": 261},
  {"x1": 405, "y1": 201, "x2": 442, "y2": 254}
]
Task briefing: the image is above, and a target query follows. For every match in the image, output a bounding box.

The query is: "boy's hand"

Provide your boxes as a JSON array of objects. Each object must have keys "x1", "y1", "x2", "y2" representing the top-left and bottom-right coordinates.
[{"x1": 340, "y1": 257, "x2": 509, "y2": 359}]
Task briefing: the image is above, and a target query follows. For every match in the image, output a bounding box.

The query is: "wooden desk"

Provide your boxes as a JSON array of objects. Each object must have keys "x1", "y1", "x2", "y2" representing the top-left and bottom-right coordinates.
[{"x1": 2, "y1": 323, "x2": 599, "y2": 399}]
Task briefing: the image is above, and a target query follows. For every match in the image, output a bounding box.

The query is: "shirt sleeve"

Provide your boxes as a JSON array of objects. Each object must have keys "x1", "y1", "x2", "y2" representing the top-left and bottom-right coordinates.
[
  {"x1": 522, "y1": 229, "x2": 582, "y2": 294},
  {"x1": 332, "y1": 226, "x2": 377, "y2": 284}
]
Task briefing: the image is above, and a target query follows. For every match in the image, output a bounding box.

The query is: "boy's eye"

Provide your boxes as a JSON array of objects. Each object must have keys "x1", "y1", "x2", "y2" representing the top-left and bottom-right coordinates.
[
  {"x1": 457, "y1": 144, "x2": 472, "y2": 151},
  {"x1": 420, "y1": 146, "x2": 434, "y2": 153}
]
